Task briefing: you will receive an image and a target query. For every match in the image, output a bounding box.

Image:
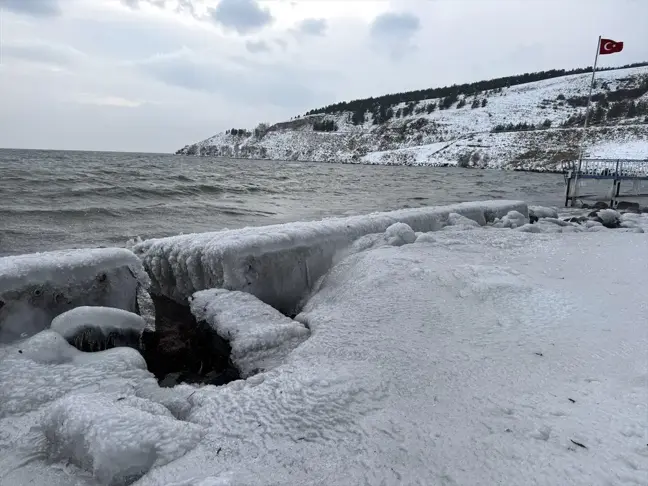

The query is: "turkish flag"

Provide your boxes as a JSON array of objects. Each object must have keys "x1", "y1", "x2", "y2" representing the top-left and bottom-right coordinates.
[{"x1": 600, "y1": 38, "x2": 623, "y2": 55}]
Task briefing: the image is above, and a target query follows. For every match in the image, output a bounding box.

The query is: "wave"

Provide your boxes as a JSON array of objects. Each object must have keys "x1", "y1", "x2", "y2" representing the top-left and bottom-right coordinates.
[{"x1": 0, "y1": 207, "x2": 125, "y2": 218}]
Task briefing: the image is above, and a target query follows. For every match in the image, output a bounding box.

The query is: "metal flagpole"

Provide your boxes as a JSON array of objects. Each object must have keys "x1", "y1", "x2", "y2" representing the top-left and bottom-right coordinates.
[{"x1": 572, "y1": 35, "x2": 602, "y2": 204}]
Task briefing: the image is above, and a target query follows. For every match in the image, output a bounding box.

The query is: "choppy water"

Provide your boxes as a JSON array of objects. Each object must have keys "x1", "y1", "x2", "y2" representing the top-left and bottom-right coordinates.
[{"x1": 0, "y1": 149, "x2": 566, "y2": 256}]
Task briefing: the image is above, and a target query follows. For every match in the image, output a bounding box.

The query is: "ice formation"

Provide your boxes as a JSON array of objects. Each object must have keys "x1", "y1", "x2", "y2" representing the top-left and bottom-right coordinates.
[
  {"x1": 42, "y1": 393, "x2": 203, "y2": 485},
  {"x1": 134, "y1": 201, "x2": 527, "y2": 313},
  {"x1": 1, "y1": 203, "x2": 647, "y2": 485},
  {"x1": 0, "y1": 248, "x2": 149, "y2": 343},
  {"x1": 190, "y1": 289, "x2": 310, "y2": 378},
  {"x1": 492, "y1": 210, "x2": 528, "y2": 229},
  {"x1": 528, "y1": 205, "x2": 559, "y2": 220},
  {"x1": 51, "y1": 306, "x2": 146, "y2": 352}
]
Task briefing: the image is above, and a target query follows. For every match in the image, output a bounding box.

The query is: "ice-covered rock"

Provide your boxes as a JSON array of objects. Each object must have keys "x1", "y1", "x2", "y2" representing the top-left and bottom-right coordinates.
[
  {"x1": 515, "y1": 223, "x2": 544, "y2": 233},
  {"x1": 0, "y1": 248, "x2": 149, "y2": 343},
  {"x1": 51, "y1": 307, "x2": 146, "y2": 352},
  {"x1": 596, "y1": 209, "x2": 622, "y2": 228},
  {"x1": 447, "y1": 213, "x2": 481, "y2": 227},
  {"x1": 190, "y1": 289, "x2": 310, "y2": 378},
  {"x1": 41, "y1": 393, "x2": 203, "y2": 485},
  {"x1": 528, "y1": 205, "x2": 559, "y2": 221},
  {"x1": 415, "y1": 233, "x2": 437, "y2": 243},
  {"x1": 384, "y1": 222, "x2": 417, "y2": 245},
  {"x1": 134, "y1": 201, "x2": 527, "y2": 314},
  {"x1": 492, "y1": 210, "x2": 528, "y2": 229}
]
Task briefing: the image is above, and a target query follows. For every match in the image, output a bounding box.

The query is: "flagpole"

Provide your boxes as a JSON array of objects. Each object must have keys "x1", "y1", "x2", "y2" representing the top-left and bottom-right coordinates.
[{"x1": 572, "y1": 35, "x2": 601, "y2": 204}]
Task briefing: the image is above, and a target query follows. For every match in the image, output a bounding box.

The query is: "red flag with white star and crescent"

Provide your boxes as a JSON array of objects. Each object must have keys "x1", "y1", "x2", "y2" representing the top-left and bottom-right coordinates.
[{"x1": 599, "y1": 38, "x2": 623, "y2": 55}]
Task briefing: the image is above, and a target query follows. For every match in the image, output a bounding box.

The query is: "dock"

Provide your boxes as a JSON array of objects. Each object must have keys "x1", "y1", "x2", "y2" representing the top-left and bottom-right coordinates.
[{"x1": 564, "y1": 158, "x2": 648, "y2": 207}]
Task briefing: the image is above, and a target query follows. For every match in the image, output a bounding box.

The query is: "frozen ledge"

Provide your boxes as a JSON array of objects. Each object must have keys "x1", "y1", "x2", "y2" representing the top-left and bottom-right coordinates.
[
  {"x1": 134, "y1": 201, "x2": 527, "y2": 314},
  {"x1": 0, "y1": 248, "x2": 150, "y2": 343},
  {"x1": 190, "y1": 289, "x2": 310, "y2": 378}
]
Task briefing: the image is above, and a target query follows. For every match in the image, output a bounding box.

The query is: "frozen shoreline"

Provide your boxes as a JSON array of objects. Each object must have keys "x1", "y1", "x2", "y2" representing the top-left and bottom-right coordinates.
[{"x1": 1, "y1": 202, "x2": 647, "y2": 485}]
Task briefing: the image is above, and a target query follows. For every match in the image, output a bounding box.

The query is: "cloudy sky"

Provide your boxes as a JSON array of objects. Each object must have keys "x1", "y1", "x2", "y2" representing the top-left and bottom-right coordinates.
[{"x1": 1, "y1": 0, "x2": 646, "y2": 153}]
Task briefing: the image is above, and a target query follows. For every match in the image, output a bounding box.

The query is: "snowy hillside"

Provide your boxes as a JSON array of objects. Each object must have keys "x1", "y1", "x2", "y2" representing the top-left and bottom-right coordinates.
[{"x1": 177, "y1": 65, "x2": 648, "y2": 170}]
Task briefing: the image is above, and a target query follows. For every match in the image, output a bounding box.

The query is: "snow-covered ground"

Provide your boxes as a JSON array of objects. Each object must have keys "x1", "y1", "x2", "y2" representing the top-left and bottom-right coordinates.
[
  {"x1": 1, "y1": 204, "x2": 647, "y2": 485},
  {"x1": 178, "y1": 66, "x2": 648, "y2": 169}
]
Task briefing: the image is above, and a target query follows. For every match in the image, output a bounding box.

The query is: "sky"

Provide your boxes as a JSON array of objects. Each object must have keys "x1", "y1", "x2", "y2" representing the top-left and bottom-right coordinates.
[{"x1": 0, "y1": 0, "x2": 647, "y2": 153}]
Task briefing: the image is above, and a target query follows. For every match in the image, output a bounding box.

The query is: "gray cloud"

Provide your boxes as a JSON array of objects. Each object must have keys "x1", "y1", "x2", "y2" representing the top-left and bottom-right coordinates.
[
  {"x1": 370, "y1": 12, "x2": 420, "y2": 39},
  {"x1": 295, "y1": 18, "x2": 327, "y2": 37},
  {"x1": 2, "y1": 0, "x2": 61, "y2": 17},
  {"x1": 2, "y1": 41, "x2": 85, "y2": 67},
  {"x1": 137, "y1": 49, "x2": 331, "y2": 108},
  {"x1": 121, "y1": 0, "x2": 195, "y2": 15},
  {"x1": 274, "y1": 38, "x2": 288, "y2": 50},
  {"x1": 369, "y1": 12, "x2": 420, "y2": 60},
  {"x1": 208, "y1": 0, "x2": 273, "y2": 35},
  {"x1": 245, "y1": 40, "x2": 271, "y2": 54}
]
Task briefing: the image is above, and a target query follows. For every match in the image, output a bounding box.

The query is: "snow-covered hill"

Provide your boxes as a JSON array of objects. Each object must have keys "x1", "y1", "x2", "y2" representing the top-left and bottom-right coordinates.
[{"x1": 177, "y1": 66, "x2": 648, "y2": 170}]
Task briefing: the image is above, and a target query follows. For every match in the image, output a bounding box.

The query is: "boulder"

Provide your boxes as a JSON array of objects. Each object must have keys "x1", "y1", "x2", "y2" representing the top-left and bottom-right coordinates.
[
  {"x1": 617, "y1": 201, "x2": 640, "y2": 212},
  {"x1": 597, "y1": 209, "x2": 622, "y2": 229}
]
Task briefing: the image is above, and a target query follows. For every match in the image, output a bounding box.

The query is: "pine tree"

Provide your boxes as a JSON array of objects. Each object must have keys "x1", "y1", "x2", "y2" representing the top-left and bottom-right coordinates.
[
  {"x1": 351, "y1": 109, "x2": 365, "y2": 125},
  {"x1": 626, "y1": 101, "x2": 638, "y2": 118},
  {"x1": 481, "y1": 98, "x2": 488, "y2": 108},
  {"x1": 471, "y1": 98, "x2": 480, "y2": 109},
  {"x1": 592, "y1": 104, "x2": 607, "y2": 124}
]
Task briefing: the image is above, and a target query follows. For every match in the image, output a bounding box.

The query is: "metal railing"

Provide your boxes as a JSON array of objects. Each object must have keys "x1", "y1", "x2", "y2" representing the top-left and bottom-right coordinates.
[
  {"x1": 564, "y1": 158, "x2": 648, "y2": 206},
  {"x1": 576, "y1": 158, "x2": 648, "y2": 179}
]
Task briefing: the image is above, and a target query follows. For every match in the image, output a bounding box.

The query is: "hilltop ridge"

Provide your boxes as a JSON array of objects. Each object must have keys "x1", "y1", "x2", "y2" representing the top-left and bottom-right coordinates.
[{"x1": 177, "y1": 64, "x2": 648, "y2": 170}]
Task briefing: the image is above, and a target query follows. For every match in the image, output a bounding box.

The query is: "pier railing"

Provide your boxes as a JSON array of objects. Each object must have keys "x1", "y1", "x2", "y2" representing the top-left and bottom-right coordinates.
[{"x1": 564, "y1": 158, "x2": 648, "y2": 207}]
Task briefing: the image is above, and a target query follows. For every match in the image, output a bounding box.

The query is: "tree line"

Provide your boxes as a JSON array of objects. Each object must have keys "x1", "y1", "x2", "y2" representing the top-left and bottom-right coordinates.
[{"x1": 303, "y1": 62, "x2": 648, "y2": 120}]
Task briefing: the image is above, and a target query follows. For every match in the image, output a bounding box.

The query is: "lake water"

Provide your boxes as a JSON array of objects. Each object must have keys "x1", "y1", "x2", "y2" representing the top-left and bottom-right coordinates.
[{"x1": 0, "y1": 149, "x2": 566, "y2": 256}]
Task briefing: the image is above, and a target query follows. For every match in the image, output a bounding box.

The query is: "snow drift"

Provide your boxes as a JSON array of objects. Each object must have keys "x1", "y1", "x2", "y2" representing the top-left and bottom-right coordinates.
[
  {"x1": 134, "y1": 200, "x2": 528, "y2": 313},
  {"x1": 0, "y1": 248, "x2": 149, "y2": 343}
]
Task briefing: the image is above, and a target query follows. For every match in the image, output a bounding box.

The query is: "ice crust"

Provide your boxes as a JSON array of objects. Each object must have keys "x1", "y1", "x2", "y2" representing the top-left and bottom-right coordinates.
[
  {"x1": 190, "y1": 289, "x2": 310, "y2": 378},
  {"x1": 51, "y1": 307, "x2": 146, "y2": 339},
  {"x1": 134, "y1": 201, "x2": 527, "y2": 313},
  {"x1": 0, "y1": 248, "x2": 149, "y2": 343}
]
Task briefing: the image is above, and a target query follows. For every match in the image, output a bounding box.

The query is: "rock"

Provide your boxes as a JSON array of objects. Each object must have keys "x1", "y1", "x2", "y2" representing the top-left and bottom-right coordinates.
[
  {"x1": 588, "y1": 211, "x2": 599, "y2": 218},
  {"x1": 529, "y1": 213, "x2": 539, "y2": 224},
  {"x1": 617, "y1": 201, "x2": 640, "y2": 211},
  {"x1": 585, "y1": 220, "x2": 603, "y2": 228},
  {"x1": 593, "y1": 201, "x2": 609, "y2": 210},
  {"x1": 541, "y1": 218, "x2": 573, "y2": 227},
  {"x1": 141, "y1": 295, "x2": 234, "y2": 385},
  {"x1": 159, "y1": 372, "x2": 182, "y2": 388},
  {"x1": 642, "y1": 207, "x2": 648, "y2": 214},
  {"x1": 563, "y1": 217, "x2": 587, "y2": 224},
  {"x1": 597, "y1": 209, "x2": 622, "y2": 229},
  {"x1": 529, "y1": 206, "x2": 558, "y2": 220}
]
